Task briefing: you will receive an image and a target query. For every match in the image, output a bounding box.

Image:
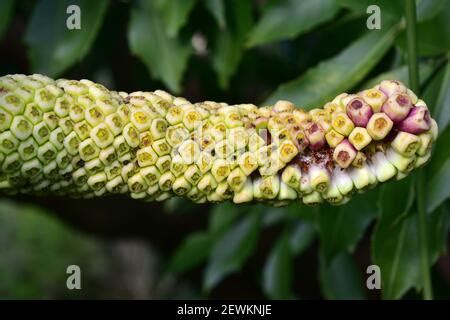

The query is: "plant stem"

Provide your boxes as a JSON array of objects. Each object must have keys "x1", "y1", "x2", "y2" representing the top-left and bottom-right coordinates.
[
  {"x1": 404, "y1": 1, "x2": 419, "y2": 93},
  {"x1": 404, "y1": 0, "x2": 433, "y2": 300}
]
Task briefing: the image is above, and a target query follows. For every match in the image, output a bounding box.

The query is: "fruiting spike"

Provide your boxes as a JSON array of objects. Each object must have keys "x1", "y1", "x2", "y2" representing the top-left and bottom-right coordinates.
[{"x1": 0, "y1": 74, "x2": 438, "y2": 206}]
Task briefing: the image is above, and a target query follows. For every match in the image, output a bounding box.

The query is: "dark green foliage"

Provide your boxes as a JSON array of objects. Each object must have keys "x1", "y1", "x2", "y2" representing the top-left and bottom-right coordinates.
[{"x1": 1, "y1": 0, "x2": 450, "y2": 299}]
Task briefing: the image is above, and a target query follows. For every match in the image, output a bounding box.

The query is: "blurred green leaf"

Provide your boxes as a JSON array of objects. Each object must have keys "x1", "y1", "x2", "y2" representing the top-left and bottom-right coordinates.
[
  {"x1": 425, "y1": 82, "x2": 450, "y2": 213},
  {"x1": 338, "y1": 0, "x2": 444, "y2": 22},
  {"x1": 203, "y1": 0, "x2": 226, "y2": 29},
  {"x1": 247, "y1": 0, "x2": 339, "y2": 48},
  {"x1": 318, "y1": 192, "x2": 378, "y2": 264},
  {"x1": 319, "y1": 252, "x2": 366, "y2": 300},
  {"x1": 428, "y1": 202, "x2": 450, "y2": 264},
  {"x1": 289, "y1": 220, "x2": 316, "y2": 255},
  {"x1": 362, "y1": 61, "x2": 435, "y2": 89},
  {"x1": 167, "y1": 232, "x2": 211, "y2": 273},
  {"x1": 168, "y1": 203, "x2": 242, "y2": 274},
  {"x1": 203, "y1": 211, "x2": 261, "y2": 291},
  {"x1": 129, "y1": 0, "x2": 191, "y2": 93},
  {"x1": 208, "y1": 202, "x2": 241, "y2": 235},
  {"x1": 373, "y1": 214, "x2": 421, "y2": 299},
  {"x1": 337, "y1": 0, "x2": 403, "y2": 18},
  {"x1": 421, "y1": 63, "x2": 449, "y2": 215},
  {"x1": 262, "y1": 231, "x2": 292, "y2": 299},
  {"x1": 25, "y1": 0, "x2": 108, "y2": 77},
  {"x1": 416, "y1": 0, "x2": 447, "y2": 22},
  {"x1": 372, "y1": 177, "x2": 421, "y2": 299},
  {"x1": 211, "y1": 0, "x2": 253, "y2": 89},
  {"x1": 434, "y1": 61, "x2": 450, "y2": 131},
  {"x1": 0, "y1": 0, "x2": 15, "y2": 39},
  {"x1": 0, "y1": 200, "x2": 107, "y2": 298},
  {"x1": 265, "y1": 25, "x2": 399, "y2": 108},
  {"x1": 262, "y1": 206, "x2": 288, "y2": 227},
  {"x1": 378, "y1": 176, "x2": 415, "y2": 221},
  {"x1": 417, "y1": 10, "x2": 450, "y2": 56},
  {"x1": 287, "y1": 202, "x2": 320, "y2": 222},
  {"x1": 397, "y1": 1, "x2": 450, "y2": 56},
  {"x1": 164, "y1": 197, "x2": 203, "y2": 214},
  {"x1": 422, "y1": 61, "x2": 447, "y2": 114},
  {"x1": 155, "y1": 0, "x2": 197, "y2": 37},
  {"x1": 426, "y1": 157, "x2": 450, "y2": 214},
  {"x1": 425, "y1": 120, "x2": 450, "y2": 214},
  {"x1": 372, "y1": 199, "x2": 450, "y2": 297},
  {"x1": 427, "y1": 124, "x2": 450, "y2": 174}
]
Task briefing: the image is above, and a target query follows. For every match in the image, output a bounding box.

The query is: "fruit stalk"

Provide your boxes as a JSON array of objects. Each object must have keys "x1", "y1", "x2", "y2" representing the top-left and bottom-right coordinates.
[{"x1": 0, "y1": 74, "x2": 438, "y2": 206}]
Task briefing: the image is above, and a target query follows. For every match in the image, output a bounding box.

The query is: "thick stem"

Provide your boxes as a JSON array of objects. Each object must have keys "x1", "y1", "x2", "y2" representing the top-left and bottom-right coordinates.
[{"x1": 404, "y1": 0, "x2": 433, "y2": 300}]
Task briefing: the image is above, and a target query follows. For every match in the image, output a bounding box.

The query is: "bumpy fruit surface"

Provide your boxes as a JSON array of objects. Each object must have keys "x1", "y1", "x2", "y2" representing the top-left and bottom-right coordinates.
[{"x1": 0, "y1": 75, "x2": 438, "y2": 206}]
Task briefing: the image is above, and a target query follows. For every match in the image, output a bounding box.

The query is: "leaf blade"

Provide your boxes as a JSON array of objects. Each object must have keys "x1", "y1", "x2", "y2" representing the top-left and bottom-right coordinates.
[
  {"x1": 262, "y1": 231, "x2": 292, "y2": 299},
  {"x1": 264, "y1": 25, "x2": 399, "y2": 108},
  {"x1": 319, "y1": 252, "x2": 367, "y2": 300},
  {"x1": 337, "y1": 0, "x2": 403, "y2": 19},
  {"x1": 247, "y1": 0, "x2": 339, "y2": 47},
  {"x1": 318, "y1": 192, "x2": 378, "y2": 264},
  {"x1": 203, "y1": 211, "x2": 261, "y2": 291},
  {"x1": 372, "y1": 177, "x2": 420, "y2": 299},
  {"x1": 434, "y1": 61, "x2": 450, "y2": 131},
  {"x1": 128, "y1": 0, "x2": 191, "y2": 93},
  {"x1": 203, "y1": 0, "x2": 226, "y2": 29},
  {"x1": 25, "y1": 0, "x2": 108, "y2": 77},
  {"x1": 155, "y1": 0, "x2": 198, "y2": 37},
  {"x1": 289, "y1": 220, "x2": 316, "y2": 256},
  {"x1": 167, "y1": 232, "x2": 212, "y2": 273},
  {"x1": 211, "y1": 0, "x2": 253, "y2": 89},
  {"x1": 0, "y1": 0, "x2": 15, "y2": 39},
  {"x1": 426, "y1": 158, "x2": 450, "y2": 214},
  {"x1": 362, "y1": 61, "x2": 435, "y2": 89}
]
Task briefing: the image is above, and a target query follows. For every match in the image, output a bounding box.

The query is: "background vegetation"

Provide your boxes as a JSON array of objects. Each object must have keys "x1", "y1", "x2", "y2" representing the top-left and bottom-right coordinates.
[{"x1": 0, "y1": 0, "x2": 450, "y2": 299}]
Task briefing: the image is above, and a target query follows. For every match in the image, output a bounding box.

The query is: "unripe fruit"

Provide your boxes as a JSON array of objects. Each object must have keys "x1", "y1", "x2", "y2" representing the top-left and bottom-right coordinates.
[
  {"x1": 0, "y1": 75, "x2": 438, "y2": 206},
  {"x1": 382, "y1": 93, "x2": 412, "y2": 122},
  {"x1": 397, "y1": 106, "x2": 431, "y2": 134},
  {"x1": 346, "y1": 97, "x2": 373, "y2": 127}
]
